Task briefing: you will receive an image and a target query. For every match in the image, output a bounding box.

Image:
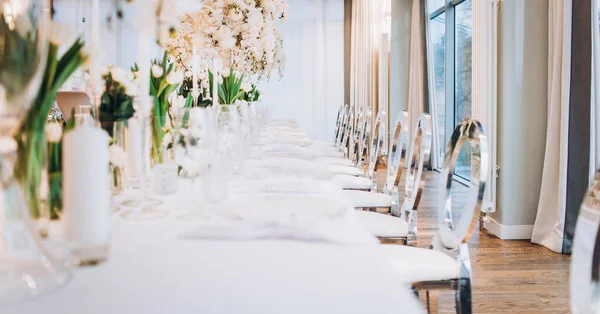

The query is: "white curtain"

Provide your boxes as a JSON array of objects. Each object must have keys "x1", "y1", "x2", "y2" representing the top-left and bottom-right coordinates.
[
  {"x1": 531, "y1": 0, "x2": 572, "y2": 253},
  {"x1": 406, "y1": 0, "x2": 425, "y2": 141},
  {"x1": 472, "y1": 0, "x2": 498, "y2": 215},
  {"x1": 261, "y1": 0, "x2": 345, "y2": 141},
  {"x1": 350, "y1": 0, "x2": 381, "y2": 117}
]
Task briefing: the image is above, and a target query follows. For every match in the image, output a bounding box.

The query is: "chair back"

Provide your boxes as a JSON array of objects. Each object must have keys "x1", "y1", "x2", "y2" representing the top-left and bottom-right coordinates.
[
  {"x1": 356, "y1": 111, "x2": 371, "y2": 167},
  {"x1": 571, "y1": 170, "x2": 600, "y2": 314},
  {"x1": 55, "y1": 91, "x2": 92, "y2": 118},
  {"x1": 333, "y1": 104, "x2": 345, "y2": 146},
  {"x1": 366, "y1": 110, "x2": 386, "y2": 184},
  {"x1": 341, "y1": 106, "x2": 355, "y2": 158},
  {"x1": 400, "y1": 114, "x2": 431, "y2": 217},
  {"x1": 335, "y1": 105, "x2": 349, "y2": 147},
  {"x1": 385, "y1": 111, "x2": 409, "y2": 193},
  {"x1": 435, "y1": 118, "x2": 488, "y2": 251}
]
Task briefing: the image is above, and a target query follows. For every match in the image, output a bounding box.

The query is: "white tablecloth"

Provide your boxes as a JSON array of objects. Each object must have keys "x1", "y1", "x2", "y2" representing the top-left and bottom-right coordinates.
[
  {"x1": 7, "y1": 219, "x2": 424, "y2": 314},
  {"x1": 6, "y1": 123, "x2": 425, "y2": 314}
]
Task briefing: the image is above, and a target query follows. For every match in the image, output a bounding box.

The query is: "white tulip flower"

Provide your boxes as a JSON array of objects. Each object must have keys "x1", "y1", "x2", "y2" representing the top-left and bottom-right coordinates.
[
  {"x1": 166, "y1": 71, "x2": 184, "y2": 85},
  {"x1": 125, "y1": 83, "x2": 138, "y2": 97},
  {"x1": 111, "y1": 67, "x2": 129, "y2": 83},
  {"x1": 15, "y1": 15, "x2": 33, "y2": 38},
  {"x1": 109, "y1": 145, "x2": 126, "y2": 167},
  {"x1": 221, "y1": 67, "x2": 231, "y2": 77},
  {"x1": 152, "y1": 64, "x2": 164, "y2": 78},
  {"x1": 45, "y1": 123, "x2": 63, "y2": 143},
  {"x1": 0, "y1": 136, "x2": 17, "y2": 154},
  {"x1": 241, "y1": 81, "x2": 252, "y2": 92},
  {"x1": 49, "y1": 21, "x2": 74, "y2": 46}
]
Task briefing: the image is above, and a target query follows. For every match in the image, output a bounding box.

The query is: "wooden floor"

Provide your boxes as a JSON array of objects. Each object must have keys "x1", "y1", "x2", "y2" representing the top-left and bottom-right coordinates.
[{"x1": 381, "y1": 170, "x2": 571, "y2": 314}]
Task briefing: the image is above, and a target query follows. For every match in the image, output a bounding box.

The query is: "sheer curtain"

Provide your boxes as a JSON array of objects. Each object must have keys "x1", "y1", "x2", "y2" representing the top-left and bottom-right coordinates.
[
  {"x1": 531, "y1": 0, "x2": 572, "y2": 253},
  {"x1": 260, "y1": 0, "x2": 345, "y2": 141},
  {"x1": 406, "y1": 0, "x2": 426, "y2": 148}
]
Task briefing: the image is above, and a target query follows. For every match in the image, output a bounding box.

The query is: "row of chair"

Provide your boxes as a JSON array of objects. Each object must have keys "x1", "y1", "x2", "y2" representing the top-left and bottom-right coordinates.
[{"x1": 317, "y1": 104, "x2": 489, "y2": 314}]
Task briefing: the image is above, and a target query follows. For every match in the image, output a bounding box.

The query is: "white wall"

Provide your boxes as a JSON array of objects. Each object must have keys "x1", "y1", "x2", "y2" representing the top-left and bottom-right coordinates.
[
  {"x1": 260, "y1": 0, "x2": 345, "y2": 141},
  {"x1": 53, "y1": 0, "x2": 164, "y2": 69}
]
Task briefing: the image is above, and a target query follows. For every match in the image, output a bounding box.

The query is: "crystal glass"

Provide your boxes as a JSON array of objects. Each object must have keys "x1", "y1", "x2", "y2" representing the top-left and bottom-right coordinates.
[
  {"x1": 110, "y1": 121, "x2": 126, "y2": 195},
  {"x1": 120, "y1": 97, "x2": 166, "y2": 220},
  {"x1": 218, "y1": 105, "x2": 243, "y2": 176},
  {"x1": 173, "y1": 108, "x2": 217, "y2": 218},
  {"x1": 0, "y1": 0, "x2": 70, "y2": 305}
]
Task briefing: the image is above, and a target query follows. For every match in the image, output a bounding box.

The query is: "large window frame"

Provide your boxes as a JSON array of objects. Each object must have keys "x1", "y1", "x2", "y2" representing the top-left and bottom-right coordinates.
[{"x1": 426, "y1": 0, "x2": 472, "y2": 179}]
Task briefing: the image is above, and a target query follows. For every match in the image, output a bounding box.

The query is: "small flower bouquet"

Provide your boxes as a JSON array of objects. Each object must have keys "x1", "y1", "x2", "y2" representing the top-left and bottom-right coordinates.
[
  {"x1": 149, "y1": 51, "x2": 184, "y2": 164},
  {"x1": 99, "y1": 66, "x2": 137, "y2": 136}
]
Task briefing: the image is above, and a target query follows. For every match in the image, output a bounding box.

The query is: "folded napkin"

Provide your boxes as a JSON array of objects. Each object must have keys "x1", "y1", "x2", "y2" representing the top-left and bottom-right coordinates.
[
  {"x1": 181, "y1": 194, "x2": 378, "y2": 245},
  {"x1": 181, "y1": 220, "x2": 378, "y2": 245}
]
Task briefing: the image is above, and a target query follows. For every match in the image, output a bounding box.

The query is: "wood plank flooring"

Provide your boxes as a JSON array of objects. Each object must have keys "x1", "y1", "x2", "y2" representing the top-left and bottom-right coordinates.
[{"x1": 378, "y1": 170, "x2": 571, "y2": 313}]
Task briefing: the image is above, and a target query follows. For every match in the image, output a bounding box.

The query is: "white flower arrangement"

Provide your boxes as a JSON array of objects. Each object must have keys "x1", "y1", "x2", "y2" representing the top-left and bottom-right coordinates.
[{"x1": 167, "y1": 0, "x2": 288, "y2": 81}]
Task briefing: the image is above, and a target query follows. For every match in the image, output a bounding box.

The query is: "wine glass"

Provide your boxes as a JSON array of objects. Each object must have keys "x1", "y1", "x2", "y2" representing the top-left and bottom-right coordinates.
[
  {"x1": 0, "y1": 0, "x2": 71, "y2": 306},
  {"x1": 119, "y1": 96, "x2": 166, "y2": 220},
  {"x1": 172, "y1": 108, "x2": 211, "y2": 204},
  {"x1": 218, "y1": 105, "x2": 243, "y2": 176}
]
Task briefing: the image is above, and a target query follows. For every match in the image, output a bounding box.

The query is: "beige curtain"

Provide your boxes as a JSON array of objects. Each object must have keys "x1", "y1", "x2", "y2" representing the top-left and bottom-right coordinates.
[
  {"x1": 350, "y1": 0, "x2": 381, "y2": 116},
  {"x1": 531, "y1": 0, "x2": 572, "y2": 253},
  {"x1": 406, "y1": 0, "x2": 427, "y2": 149}
]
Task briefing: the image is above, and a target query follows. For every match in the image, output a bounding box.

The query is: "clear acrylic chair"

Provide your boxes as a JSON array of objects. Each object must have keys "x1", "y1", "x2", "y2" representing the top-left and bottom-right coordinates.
[
  {"x1": 344, "y1": 113, "x2": 431, "y2": 246},
  {"x1": 570, "y1": 170, "x2": 600, "y2": 314},
  {"x1": 380, "y1": 118, "x2": 488, "y2": 314}
]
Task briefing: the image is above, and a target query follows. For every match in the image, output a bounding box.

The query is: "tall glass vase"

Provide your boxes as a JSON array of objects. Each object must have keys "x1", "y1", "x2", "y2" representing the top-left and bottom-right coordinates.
[{"x1": 0, "y1": 0, "x2": 71, "y2": 305}]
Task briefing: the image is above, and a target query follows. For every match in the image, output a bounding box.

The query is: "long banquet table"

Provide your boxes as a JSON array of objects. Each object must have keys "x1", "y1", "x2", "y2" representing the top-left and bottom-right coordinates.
[{"x1": 6, "y1": 122, "x2": 426, "y2": 314}]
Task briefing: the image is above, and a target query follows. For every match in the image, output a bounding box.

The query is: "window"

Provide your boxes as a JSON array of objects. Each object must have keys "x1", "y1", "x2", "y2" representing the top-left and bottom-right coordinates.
[{"x1": 427, "y1": 0, "x2": 472, "y2": 179}]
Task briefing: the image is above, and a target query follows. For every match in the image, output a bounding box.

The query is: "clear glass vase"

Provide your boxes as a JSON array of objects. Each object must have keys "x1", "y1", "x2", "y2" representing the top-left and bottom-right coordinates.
[{"x1": 0, "y1": 0, "x2": 71, "y2": 305}]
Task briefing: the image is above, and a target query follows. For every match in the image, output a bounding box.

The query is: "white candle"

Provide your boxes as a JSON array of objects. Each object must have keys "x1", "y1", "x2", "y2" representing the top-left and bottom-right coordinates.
[
  {"x1": 212, "y1": 59, "x2": 219, "y2": 107},
  {"x1": 90, "y1": 0, "x2": 101, "y2": 110},
  {"x1": 192, "y1": 45, "x2": 198, "y2": 96},
  {"x1": 126, "y1": 118, "x2": 143, "y2": 177},
  {"x1": 63, "y1": 126, "x2": 110, "y2": 247},
  {"x1": 138, "y1": 33, "x2": 151, "y2": 98}
]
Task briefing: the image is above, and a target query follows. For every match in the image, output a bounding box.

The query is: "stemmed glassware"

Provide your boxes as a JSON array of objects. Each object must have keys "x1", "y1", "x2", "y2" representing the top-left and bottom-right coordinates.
[
  {"x1": 0, "y1": 0, "x2": 72, "y2": 305},
  {"x1": 172, "y1": 107, "x2": 212, "y2": 209},
  {"x1": 120, "y1": 96, "x2": 166, "y2": 220}
]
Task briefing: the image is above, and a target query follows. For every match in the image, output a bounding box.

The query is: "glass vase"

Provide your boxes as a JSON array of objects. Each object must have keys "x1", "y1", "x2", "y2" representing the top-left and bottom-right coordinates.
[
  {"x1": 0, "y1": 1, "x2": 71, "y2": 305},
  {"x1": 109, "y1": 121, "x2": 126, "y2": 195}
]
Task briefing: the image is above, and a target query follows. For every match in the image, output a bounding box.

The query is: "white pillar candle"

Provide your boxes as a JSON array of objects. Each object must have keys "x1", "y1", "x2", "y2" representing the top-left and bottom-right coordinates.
[
  {"x1": 90, "y1": 0, "x2": 101, "y2": 112},
  {"x1": 192, "y1": 45, "x2": 198, "y2": 96},
  {"x1": 212, "y1": 59, "x2": 219, "y2": 107},
  {"x1": 63, "y1": 126, "x2": 110, "y2": 247},
  {"x1": 125, "y1": 118, "x2": 143, "y2": 177},
  {"x1": 138, "y1": 33, "x2": 151, "y2": 97}
]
